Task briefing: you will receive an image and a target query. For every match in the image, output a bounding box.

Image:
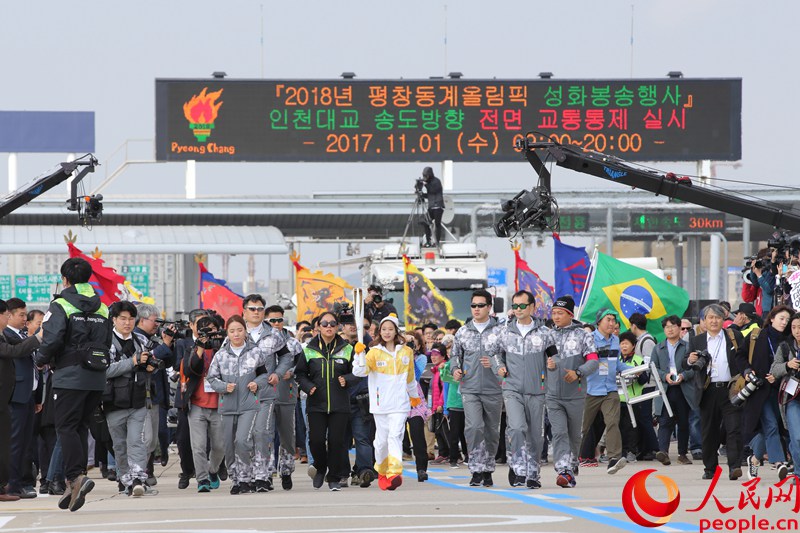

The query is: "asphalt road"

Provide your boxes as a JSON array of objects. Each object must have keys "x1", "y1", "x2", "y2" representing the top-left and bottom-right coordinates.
[{"x1": 0, "y1": 452, "x2": 796, "y2": 533}]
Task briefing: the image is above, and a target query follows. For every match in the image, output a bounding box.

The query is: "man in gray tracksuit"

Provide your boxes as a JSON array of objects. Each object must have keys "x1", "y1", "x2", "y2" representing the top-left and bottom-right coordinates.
[
  {"x1": 546, "y1": 296, "x2": 598, "y2": 488},
  {"x1": 493, "y1": 290, "x2": 557, "y2": 489},
  {"x1": 450, "y1": 289, "x2": 503, "y2": 488},
  {"x1": 267, "y1": 305, "x2": 304, "y2": 491},
  {"x1": 249, "y1": 316, "x2": 291, "y2": 492}
]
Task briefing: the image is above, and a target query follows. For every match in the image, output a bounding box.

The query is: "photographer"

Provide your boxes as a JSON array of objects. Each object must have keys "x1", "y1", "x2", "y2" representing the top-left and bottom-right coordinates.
[
  {"x1": 683, "y1": 304, "x2": 744, "y2": 480},
  {"x1": 183, "y1": 316, "x2": 225, "y2": 493},
  {"x1": 770, "y1": 312, "x2": 800, "y2": 482},
  {"x1": 134, "y1": 304, "x2": 176, "y2": 480},
  {"x1": 737, "y1": 305, "x2": 792, "y2": 481},
  {"x1": 745, "y1": 254, "x2": 777, "y2": 318},
  {"x1": 364, "y1": 285, "x2": 397, "y2": 324},
  {"x1": 104, "y1": 301, "x2": 158, "y2": 497},
  {"x1": 414, "y1": 166, "x2": 444, "y2": 248}
]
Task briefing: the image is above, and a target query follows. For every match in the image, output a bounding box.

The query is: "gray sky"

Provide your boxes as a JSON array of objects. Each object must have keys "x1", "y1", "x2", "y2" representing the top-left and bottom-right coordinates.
[{"x1": 2, "y1": 0, "x2": 798, "y2": 289}]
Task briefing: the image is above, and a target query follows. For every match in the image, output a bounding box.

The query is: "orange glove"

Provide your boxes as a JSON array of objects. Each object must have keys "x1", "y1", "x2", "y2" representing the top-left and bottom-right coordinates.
[
  {"x1": 409, "y1": 396, "x2": 423, "y2": 407},
  {"x1": 354, "y1": 342, "x2": 366, "y2": 354}
]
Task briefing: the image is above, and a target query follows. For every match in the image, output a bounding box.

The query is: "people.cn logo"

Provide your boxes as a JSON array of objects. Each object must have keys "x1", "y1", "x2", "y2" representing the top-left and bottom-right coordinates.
[{"x1": 621, "y1": 469, "x2": 681, "y2": 527}]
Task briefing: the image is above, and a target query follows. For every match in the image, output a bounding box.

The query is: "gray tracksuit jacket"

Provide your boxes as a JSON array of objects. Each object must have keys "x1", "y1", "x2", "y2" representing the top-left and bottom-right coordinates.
[
  {"x1": 250, "y1": 323, "x2": 292, "y2": 403},
  {"x1": 450, "y1": 317, "x2": 503, "y2": 395},
  {"x1": 207, "y1": 339, "x2": 271, "y2": 415},
  {"x1": 546, "y1": 322, "x2": 599, "y2": 400},
  {"x1": 494, "y1": 319, "x2": 556, "y2": 396}
]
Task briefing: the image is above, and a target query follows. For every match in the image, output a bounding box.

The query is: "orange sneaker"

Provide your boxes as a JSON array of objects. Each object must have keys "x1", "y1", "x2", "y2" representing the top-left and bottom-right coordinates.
[
  {"x1": 387, "y1": 475, "x2": 403, "y2": 491},
  {"x1": 378, "y1": 475, "x2": 389, "y2": 491}
]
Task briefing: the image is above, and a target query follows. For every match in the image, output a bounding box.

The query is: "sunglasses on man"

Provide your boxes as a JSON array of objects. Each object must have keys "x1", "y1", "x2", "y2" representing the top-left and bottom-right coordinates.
[
  {"x1": 319, "y1": 320, "x2": 338, "y2": 328},
  {"x1": 268, "y1": 317, "x2": 284, "y2": 324},
  {"x1": 511, "y1": 303, "x2": 531, "y2": 310},
  {"x1": 246, "y1": 306, "x2": 265, "y2": 312},
  {"x1": 470, "y1": 303, "x2": 488, "y2": 309}
]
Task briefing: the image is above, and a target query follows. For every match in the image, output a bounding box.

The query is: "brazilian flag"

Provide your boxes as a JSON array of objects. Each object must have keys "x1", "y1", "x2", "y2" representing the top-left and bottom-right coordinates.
[{"x1": 578, "y1": 252, "x2": 689, "y2": 341}]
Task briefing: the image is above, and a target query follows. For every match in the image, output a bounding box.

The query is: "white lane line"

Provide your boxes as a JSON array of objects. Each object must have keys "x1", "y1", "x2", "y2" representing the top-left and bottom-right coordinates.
[
  {"x1": 575, "y1": 507, "x2": 610, "y2": 514},
  {"x1": 0, "y1": 517, "x2": 15, "y2": 529}
]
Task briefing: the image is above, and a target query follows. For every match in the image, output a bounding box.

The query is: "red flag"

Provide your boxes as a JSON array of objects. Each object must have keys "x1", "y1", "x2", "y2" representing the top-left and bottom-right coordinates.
[
  {"x1": 514, "y1": 247, "x2": 554, "y2": 319},
  {"x1": 67, "y1": 242, "x2": 125, "y2": 306},
  {"x1": 199, "y1": 262, "x2": 243, "y2": 320}
]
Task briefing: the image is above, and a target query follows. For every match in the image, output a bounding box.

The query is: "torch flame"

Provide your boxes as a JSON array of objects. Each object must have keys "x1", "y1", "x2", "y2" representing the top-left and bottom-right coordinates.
[{"x1": 183, "y1": 87, "x2": 224, "y2": 124}]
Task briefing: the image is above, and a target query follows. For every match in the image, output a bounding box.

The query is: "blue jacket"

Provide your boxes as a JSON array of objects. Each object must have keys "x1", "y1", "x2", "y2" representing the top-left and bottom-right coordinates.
[{"x1": 586, "y1": 330, "x2": 621, "y2": 396}]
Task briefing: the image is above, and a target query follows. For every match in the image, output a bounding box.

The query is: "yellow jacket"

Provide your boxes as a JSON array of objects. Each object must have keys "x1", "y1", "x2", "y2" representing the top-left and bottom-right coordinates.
[{"x1": 353, "y1": 344, "x2": 419, "y2": 414}]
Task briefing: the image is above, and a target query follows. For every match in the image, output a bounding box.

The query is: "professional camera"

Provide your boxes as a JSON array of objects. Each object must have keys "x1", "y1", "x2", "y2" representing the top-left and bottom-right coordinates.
[
  {"x1": 689, "y1": 349, "x2": 712, "y2": 370},
  {"x1": 767, "y1": 231, "x2": 800, "y2": 257},
  {"x1": 731, "y1": 371, "x2": 765, "y2": 407},
  {"x1": 493, "y1": 187, "x2": 556, "y2": 238},
  {"x1": 156, "y1": 318, "x2": 189, "y2": 340},
  {"x1": 196, "y1": 326, "x2": 225, "y2": 351},
  {"x1": 138, "y1": 352, "x2": 166, "y2": 371}
]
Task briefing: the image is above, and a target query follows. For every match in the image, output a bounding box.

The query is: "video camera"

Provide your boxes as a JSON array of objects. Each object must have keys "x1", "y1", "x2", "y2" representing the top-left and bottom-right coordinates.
[
  {"x1": 155, "y1": 318, "x2": 189, "y2": 340},
  {"x1": 493, "y1": 187, "x2": 556, "y2": 238},
  {"x1": 196, "y1": 326, "x2": 225, "y2": 351},
  {"x1": 335, "y1": 301, "x2": 356, "y2": 325},
  {"x1": 768, "y1": 231, "x2": 800, "y2": 257}
]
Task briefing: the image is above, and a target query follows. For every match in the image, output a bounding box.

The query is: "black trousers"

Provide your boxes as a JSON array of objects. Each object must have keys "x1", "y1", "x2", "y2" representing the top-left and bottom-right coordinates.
[
  {"x1": 658, "y1": 386, "x2": 691, "y2": 455},
  {"x1": 432, "y1": 412, "x2": 450, "y2": 457},
  {"x1": 580, "y1": 412, "x2": 605, "y2": 458},
  {"x1": 0, "y1": 404, "x2": 11, "y2": 487},
  {"x1": 447, "y1": 409, "x2": 468, "y2": 464},
  {"x1": 407, "y1": 416, "x2": 428, "y2": 472},
  {"x1": 423, "y1": 208, "x2": 444, "y2": 244},
  {"x1": 53, "y1": 388, "x2": 102, "y2": 482},
  {"x1": 9, "y1": 399, "x2": 37, "y2": 490},
  {"x1": 176, "y1": 409, "x2": 195, "y2": 476},
  {"x1": 619, "y1": 402, "x2": 639, "y2": 455},
  {"x1": 307, "y1": 411, "x2": 349, "y2": 482},
  {"x1": 700, "y1": 384, "x2": 743, "y2": 473}
]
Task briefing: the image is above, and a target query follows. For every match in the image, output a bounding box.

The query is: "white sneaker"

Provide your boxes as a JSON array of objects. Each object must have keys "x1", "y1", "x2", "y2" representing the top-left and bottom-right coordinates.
[{"x1": 747, "y1": 455, "x2": 759, "y2": 480}]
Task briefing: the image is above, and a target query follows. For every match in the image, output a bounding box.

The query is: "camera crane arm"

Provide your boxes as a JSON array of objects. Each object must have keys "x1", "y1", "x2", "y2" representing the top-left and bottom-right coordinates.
[
  {"x1": 0, "y1": 154, "x2": 101, "y2": 222},
  {"x1": 519, "y1": 139, "x2": 800, "y2": 233}
]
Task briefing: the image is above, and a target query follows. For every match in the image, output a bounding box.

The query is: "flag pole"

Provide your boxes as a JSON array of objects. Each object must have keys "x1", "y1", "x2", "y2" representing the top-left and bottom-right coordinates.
[{"x1": 576, "y1": 247, "x2": 599, "y2": 321}]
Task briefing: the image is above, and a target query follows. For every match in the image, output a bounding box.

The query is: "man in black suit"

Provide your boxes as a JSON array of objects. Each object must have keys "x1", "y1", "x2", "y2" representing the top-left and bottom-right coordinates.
[
  {"x1": 683, "y1": 304, "x2": 744, "y2": 480},
  {"x1": 0, "y1": 299, "x2": 42, "y2": 502},
  {"x1": 4, "y1": 298, "x2": 42, "y2": 498}
]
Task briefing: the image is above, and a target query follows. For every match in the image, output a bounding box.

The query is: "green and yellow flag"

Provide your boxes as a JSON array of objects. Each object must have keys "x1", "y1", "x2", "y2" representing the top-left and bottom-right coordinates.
[
  {"x1": 403, "y1": 255, "x2": 455, "y2": 328},
  {"x1": 578, "y1": 252, "x2": 689, "y2": 341}
]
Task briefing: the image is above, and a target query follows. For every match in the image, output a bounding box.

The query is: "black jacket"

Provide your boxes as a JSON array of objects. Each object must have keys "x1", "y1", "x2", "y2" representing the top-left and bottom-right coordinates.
[
  {"x1": 295, "y1": 335, "x2": 356, "y2": 414},
  {"x1": 0, "y1": 335, "x2": 40, "y2": 406},
  {"x1": 4, "y1": 327, "x2": 44, "y2": 405},
  {"x1": 419, "y1": 176, "x2": 444, "y2": 209},
  {"x1": 683, "y1": 328, "x2": 743, "y2": 396},
  {"x1": 35, "y1": 283, "x2": 112, "y2": 391}
]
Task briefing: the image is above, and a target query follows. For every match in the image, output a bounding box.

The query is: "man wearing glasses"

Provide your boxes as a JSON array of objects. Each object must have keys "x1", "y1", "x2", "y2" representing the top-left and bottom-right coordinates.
[
  {"x1": 134, "y1": 304, "x2": 176, "y2": 483},
  {"x1": 241, "y1": 295, "x2": 292, "y2": 492},
  {"x1": 265, "y1": 305, "x2": 305, "y2": 490},
  {"x1": 450, "y1": 289, "x2": 503, "y2": 487},
  {"x1": 493, "y1": 290, "x2": 557, "y2": 489}
]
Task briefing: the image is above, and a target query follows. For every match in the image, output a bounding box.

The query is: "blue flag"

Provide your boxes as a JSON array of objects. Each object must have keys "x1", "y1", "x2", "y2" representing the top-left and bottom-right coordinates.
[
  {"x1": 553, "y1": 235, "x2": 590, "y2": 301},
  {"x1": 514, "y1": 248, "x2": 554, "y2": 319}
]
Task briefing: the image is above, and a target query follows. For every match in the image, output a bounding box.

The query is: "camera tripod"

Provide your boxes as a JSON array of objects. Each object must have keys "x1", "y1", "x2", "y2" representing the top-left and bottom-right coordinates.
[{"x1": 399, "y1": 191, "x2": 454, "y2": 254}]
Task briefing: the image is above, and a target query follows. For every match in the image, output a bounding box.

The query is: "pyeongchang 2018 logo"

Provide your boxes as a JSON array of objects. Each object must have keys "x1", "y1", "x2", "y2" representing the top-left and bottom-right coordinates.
[{"x1": 622, "y1": 469, "x2": 681, "y2": 527}]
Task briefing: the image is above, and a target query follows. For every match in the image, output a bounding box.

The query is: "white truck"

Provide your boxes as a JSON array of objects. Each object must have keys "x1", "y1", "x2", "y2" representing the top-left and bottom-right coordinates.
[{"x1": 361, "y1": 242, "x2": 489, "y2": 324}]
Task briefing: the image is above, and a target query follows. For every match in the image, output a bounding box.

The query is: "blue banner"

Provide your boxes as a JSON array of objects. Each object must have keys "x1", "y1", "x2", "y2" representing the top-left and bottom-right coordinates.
[
  {"x1": 0, "y1": 111, "x2": 95, "y2": 152},
  {"x1": 553, "y1": 236, "x2": 590, "y2": 301}
]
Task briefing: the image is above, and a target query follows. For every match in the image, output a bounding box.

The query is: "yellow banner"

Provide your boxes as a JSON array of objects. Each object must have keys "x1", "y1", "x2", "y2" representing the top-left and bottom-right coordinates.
[
  {"x1": 291, "y1": 251, "x2": 352, "y2": 322},
  {"x1": 403, "y1": 255, "x2": 455, "y2": 327}
]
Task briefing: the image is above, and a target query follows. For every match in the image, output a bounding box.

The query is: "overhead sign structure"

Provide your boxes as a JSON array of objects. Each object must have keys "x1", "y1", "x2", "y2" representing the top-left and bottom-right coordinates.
[
  {"x1": 630, "y1": 211, "x2": 726, "y2": 233},
  {"x1": 156, "y1": 78, "x2": 741, "y2": 163},
  {"x1": 0, "y1": 111, "x2": 95, "y2": 153},
  {"x1": 12, "y1": 274, "x2": 60, "y2": 303}
]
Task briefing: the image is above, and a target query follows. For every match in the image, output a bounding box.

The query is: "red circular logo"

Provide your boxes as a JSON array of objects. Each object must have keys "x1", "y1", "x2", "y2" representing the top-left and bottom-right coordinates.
[{"x1": 621, "y1": 469, "x2": 681, "y2": 527}]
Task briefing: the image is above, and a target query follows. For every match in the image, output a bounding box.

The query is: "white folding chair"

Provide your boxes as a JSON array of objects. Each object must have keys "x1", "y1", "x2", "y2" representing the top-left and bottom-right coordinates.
[{"x1": 617, "y1": 361, "x2": 673, "y2": 428}]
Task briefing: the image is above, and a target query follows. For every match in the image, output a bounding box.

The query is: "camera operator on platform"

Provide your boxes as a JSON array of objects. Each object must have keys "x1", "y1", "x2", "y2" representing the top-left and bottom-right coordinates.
[{"x1": 415, "y1": 166, "x2": 444, "y2": 248}]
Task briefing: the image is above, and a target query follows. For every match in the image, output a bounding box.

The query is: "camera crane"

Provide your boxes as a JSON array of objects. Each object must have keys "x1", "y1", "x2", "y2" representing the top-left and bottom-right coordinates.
[
  {"x1": 0, "y1": 154, "x2": 103, "y2": 226},
  {"x1": 495, "y1": 136, "x2": 800, "y2": 238}
]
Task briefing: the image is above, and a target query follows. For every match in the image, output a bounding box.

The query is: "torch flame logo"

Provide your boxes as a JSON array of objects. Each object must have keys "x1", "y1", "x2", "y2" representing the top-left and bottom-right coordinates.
[
  {"x1": 183, "y1": 87, "x2": 224, "y2": 142},
  {"x1": 621, "y1": 469, "x2": 681, "y2": 528}
]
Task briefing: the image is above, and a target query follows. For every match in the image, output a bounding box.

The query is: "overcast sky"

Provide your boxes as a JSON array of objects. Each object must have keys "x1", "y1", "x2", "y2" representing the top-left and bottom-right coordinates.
[{"x1": 2, "y1": 0, "x2": 798, "y2": 290}]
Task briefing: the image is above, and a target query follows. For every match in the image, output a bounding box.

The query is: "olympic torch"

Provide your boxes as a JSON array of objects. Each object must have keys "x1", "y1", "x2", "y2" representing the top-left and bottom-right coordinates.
[{"x1": 353, "y1": 288, "x2": 365, "y2": 345}]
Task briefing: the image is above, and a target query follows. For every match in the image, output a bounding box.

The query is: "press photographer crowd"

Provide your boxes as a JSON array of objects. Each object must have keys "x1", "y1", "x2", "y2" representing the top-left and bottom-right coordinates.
[{"x1": 2, "y1": 247, "x2": 800, "y2": 512}]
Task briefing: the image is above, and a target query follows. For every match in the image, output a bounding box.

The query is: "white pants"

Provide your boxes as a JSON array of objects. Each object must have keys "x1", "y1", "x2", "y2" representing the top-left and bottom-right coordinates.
[{"x1": 373, "y1": 412, "x2": 407, "y2": 477}]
